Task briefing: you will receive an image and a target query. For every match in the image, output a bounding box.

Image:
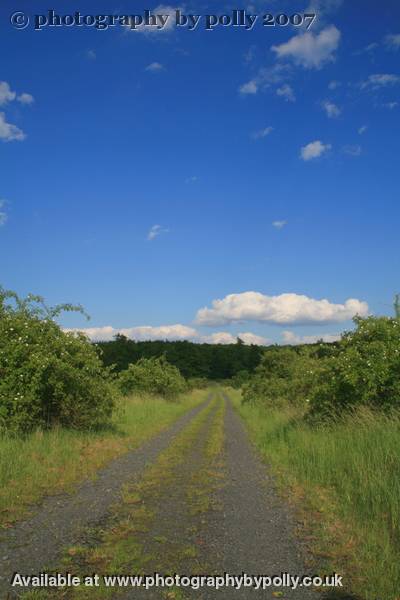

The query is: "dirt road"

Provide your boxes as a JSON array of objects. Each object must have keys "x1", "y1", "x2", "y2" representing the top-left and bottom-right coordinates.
[{"x1": 0, "y1": 391, "x2": 331, "y2": 599}]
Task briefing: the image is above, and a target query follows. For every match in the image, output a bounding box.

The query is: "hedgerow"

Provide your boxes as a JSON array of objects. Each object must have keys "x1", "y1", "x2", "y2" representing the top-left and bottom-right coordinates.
[{"x1": 242, "y1": 315, "x2": 400, "y2": 421}]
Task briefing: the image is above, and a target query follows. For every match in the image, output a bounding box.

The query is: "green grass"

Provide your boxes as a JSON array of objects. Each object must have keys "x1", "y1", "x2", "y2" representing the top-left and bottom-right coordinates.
[
  {"x1": 230, "y1": 389, "x2": 400, "y2": 600},
  {"x1": 0, "y1": 389, "x2": 207, "y2": 526}
]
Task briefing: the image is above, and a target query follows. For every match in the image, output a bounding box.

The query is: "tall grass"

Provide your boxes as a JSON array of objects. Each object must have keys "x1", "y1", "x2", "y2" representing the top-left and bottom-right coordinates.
[
  {"x1": 232, "y1": 390, "x2": 400, "y2": 600},
  {"x1": 0, "y1": 390, "x2": 207, "y2": 525}
]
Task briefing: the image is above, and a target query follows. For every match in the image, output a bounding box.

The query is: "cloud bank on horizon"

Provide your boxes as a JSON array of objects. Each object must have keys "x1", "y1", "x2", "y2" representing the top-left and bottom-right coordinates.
[{"x1": 65, "y1": 291, "x2": 368, "y2": 345}]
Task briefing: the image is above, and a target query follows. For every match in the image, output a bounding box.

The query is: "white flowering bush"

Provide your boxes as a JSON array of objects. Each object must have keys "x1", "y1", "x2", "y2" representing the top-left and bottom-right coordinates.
[
  {"x1": 0, "y1": 287, "x2": 115, "y2": 433},
  {"x1": 118, "y1": 355, "x2": 187, "y2": 399},
  {"x1": 309, "y1": 316, "x2": 400, "y2": 420}
]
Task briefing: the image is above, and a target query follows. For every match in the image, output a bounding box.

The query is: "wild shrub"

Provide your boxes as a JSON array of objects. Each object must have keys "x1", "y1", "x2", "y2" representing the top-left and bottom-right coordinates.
[
  {"x1": 118, "y1": 355, "x2": 187, "y2": 399},
  {"x1": 242, "y1": 346, "x2": 321, "y2": 408},
  {"x1": 0, "y1": 287, "x2": 115, "y2": 433},
  {"x1": 309, "y1": 316, "x2": 400, "y2": 420}
]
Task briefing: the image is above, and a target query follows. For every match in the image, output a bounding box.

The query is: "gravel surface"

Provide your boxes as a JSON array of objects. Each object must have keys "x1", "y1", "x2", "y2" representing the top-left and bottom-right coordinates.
[
  {"x1": 0, "y1": 398, "x2": 210, "y2": 598},
  {"x1": 197, "y1": 394, "x2": 316, "y2": 599}
]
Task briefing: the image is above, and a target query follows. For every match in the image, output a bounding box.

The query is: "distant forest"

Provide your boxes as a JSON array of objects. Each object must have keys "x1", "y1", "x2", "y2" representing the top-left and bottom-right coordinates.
[{"x1": 96, "y1": 335, "x2": 265, "y2": 380}]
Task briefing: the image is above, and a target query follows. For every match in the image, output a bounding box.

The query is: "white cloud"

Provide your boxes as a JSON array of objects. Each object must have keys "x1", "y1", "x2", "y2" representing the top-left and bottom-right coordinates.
[
  {"x1": 17, "y1": 93, "x2": 34, "y2": 105},
  {"x1": 0, "y1": 81, "x2": 16, "y2": 106},
  {"x1": 201, "y1": 331, "x2": 270, "y2": 345},
  {"x1": 185, "y1": 175, "x2": 198, "y2": 183},
  {"x1": 128, "y1": 5, "x2": 179, "y2": 34},
  {"x1": 237, "y1": 332, "x2": 270, "y2": 345},
  {"x1": 272, "y1": 220, "x2": 287, "y2": 229},
  {"x1": 358, "y1": 125, "x2": 368, "y2": 135},
  {"x1": 271, "y1": 25, "x2": 341, "y2": 69},
  {"x1": 322, "y1": 100, "x2": 341, "y2": 118},
  {"x1": 252, "y1": 126, "x2": 273, "y2": 140},
  {"x1": 300, "y1": 140, "x2": 331, "y2": 161},
  {"x1": 147, "y1": 224, "x2": 169, "y2": 241},
  {"x1": 0, "y1": 200, "x2": 7, "y2": 226},
  {"x1": 276, "y1": 84, "x2": 295, "y2": 102},
  {"x1": 239, "y1": 64, "x2": 291, "y2": 96},
  {"x1": 0, "y1": 112, "x2": 26, "y2": 142},
  {"x1": 87, "y1": 49, "x2": 96, "y2": 60},
  {"x1": 145, "y1": 62, "x2": 165, "y2": 72},
  {"x1": 64, "y1": 324, "x2": 269, "y2": 345},
  {"x1": 66, "y1": 324, "x2": 197, "y2": 342},
  {"x1": 328, "y1": 80, "x2": 341, "y2": 90},
  {"x1": 195, "y1": 291, "x2": 369, "y2": 327},
  {"x1": 0, "y1": 81, "x2": 34, "y2": 106},
  {"x1": 384, "y1": 33, "x2": 400, "y2": 51},
  {"x1": 282, "y1": 330, "x2": 341, "y2": 345},
  {"x1": 239, "y1": 80, "x2": 258, "y2": 95},
  {"x1": 354, "y1": 42, "x2": 379, "y2": 56},
  {"x1": 360, "y1": 73, "x2": 400, "y2": 90},
  {"x1": 343, "y1": 144, "x2": 362, "y2": 157}
]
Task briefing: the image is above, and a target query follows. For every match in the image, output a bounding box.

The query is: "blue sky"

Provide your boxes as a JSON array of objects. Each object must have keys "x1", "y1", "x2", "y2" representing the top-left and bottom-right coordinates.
[{"x1": 1, "y1": 0, "x2": 399, "y2": 344}]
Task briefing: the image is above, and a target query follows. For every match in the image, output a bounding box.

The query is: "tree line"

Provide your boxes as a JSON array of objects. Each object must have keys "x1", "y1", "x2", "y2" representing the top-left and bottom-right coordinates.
[{"x1": 96, "y1": 335, "x2": 264, "y2": 380}]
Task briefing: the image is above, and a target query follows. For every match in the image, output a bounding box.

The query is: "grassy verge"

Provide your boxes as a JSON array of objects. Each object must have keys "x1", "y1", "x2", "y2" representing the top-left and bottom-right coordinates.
[
  {"x1": 229, "y1": 388, "x2": 400, "y2": 600},
  {"x1": 0, "y1": 389, "x2": 207, "y2": 526}
]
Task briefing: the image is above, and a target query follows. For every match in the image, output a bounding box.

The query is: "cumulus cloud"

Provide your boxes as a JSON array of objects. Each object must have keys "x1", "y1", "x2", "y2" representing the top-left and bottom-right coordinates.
[
  {"x1": 322, "y1": 100, "x2": 341, "y2": 118},
  {"x1": 328, "y1": 80, "x2": 341, "y2": 90},
  {"x1": 360, "y1": 73, "x2": 400, "y2": 90},
  {"x1": 0, "y1": 200, "x2": 7, "y2": 226},
  {"x1": 239, "y1": 80, "x2": 258, "y2": 95},
  {"x1": 0, "y1": 81, "x2": 16, "y2": 106},
  {"x1": 201, "y1": 332, "x2": 270, "y2": 345},
  {"x1": 0, "y1": 81, "x2": 34, "y2": 106},
  {"x1": 282, "y1": 330, "x2": 341, "y2": 345},
  {"x1": 239, "y1": 64, "x2": 291, "y2": 96},
  {"x1": 65, "y1": 324, "x2": 198, "y2": 342},
  {"x1": 0, "y1": 112, "x2": 26, "y2": 142},
  {"x1": 271, "y1": 25, "x2": 341, "y2": 69},
  {"x1": 147, "y1": 224, "x2": 169, "y2": 241},
  {"x1": 384, "y1": 33, "x2": 400, "y2": 51},
  {"x1": 64, "y1": 324, "x2": 269, "y2": 346},
  {"x1": 358, "y1": 125, "x2": 368, "y2": 135},
  {"x1": 276, "y1": 84, "x2": 295, "y2": 102},
  {"x1": 145, "y1": 62, "x2": 165, "y2": 72},
  {"x1": 272, "y1": 220, "x2": 287, "y2": 229},
  {"x1": 195, "y1": 291, "x2": 368, "y2": 327},
  {"x1": 300, "y1": 140, "x2": 331, "y2": 161},
  {"x1": 251, "y1": 126, "x2": 273, "y2": 140},
  {"x1": 17, "y1": 93, "x2": 34, "y2": 105}
]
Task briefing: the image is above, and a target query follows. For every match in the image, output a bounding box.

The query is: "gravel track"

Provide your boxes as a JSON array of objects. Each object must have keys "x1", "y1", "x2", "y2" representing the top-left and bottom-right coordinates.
[
  {"x1": 0, "y1": 391, "x2": 343, "y2": 599},
  {"x1": 0, "y1": 397, "x2": 211, "y2": 598}
]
